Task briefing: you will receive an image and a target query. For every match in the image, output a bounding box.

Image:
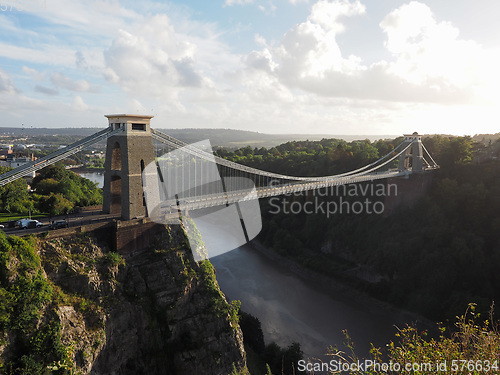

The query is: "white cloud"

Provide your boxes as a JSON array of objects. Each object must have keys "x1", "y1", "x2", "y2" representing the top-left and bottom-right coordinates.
[
  {"x1": 242, "y1": 0, "x2": 369, "y2": 94},
  {"x1": 31, "y1": 0, "x2": 138, "y2": 40},
  {"x1": 0, "y1": 94, "x2": 47, "y2": 114},
  {"x1": 240, "y1": 0, "x2": 497, "y2": 106},
  {"x1": 22, "y1": 66, "x2": 46, "y2": 82},
  {"x1": 381, "y1": 1, "x2": 436, "y2": 54},
  {"x1": 0, "y1": 0, "x2": 242, "y2": 128},
  {"x1": 72, "y1": 96, "x2": 89, "y2": 111},
  {"x1": 74, "y1": 49, "x2": 107, "y2": 73},
  {"x1": 245, "y1": 49, "x2": 277, "y2": 73},
  {"x1": 102, "y1": 14, "x2": 220, "y2": 103},
  {"x1": 308, "y1": 0, "x2": 365, "y2": 34},
  {"x1": 0, "y1": 42, "x2": 77, "y2": 67},
  {"x1": 35, "y1": 85, "x2": 59, "y2": 96},
  {"x1": 248, "y1": 0, "x2": 367, "y2": 91},
  {"x1": 380, "y1": 1, "x2": 485, "y2": 89},
  {"x1": 1, "y1": 0, "x2": 498, "y2": 135},
  {"x1": 224, "y1": 0, "x2": 254, "y2": 6},
  {"x1": 0, "y1": 68, "x2": 18, "y2": 94},
  {"x1": 50, "y1": 72, "x2": 99, "y2": 93}
]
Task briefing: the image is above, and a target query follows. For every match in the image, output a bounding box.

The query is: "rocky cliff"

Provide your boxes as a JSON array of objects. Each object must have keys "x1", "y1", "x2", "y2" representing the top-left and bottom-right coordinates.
[{"x1": 0, "y1": 220, "x2": 247, "y2": 374}]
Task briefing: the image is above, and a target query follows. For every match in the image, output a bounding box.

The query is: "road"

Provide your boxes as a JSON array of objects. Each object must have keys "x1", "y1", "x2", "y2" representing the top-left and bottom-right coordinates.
[{"x1": 1, "y1": 209, "x2": 119, "y2": 236}]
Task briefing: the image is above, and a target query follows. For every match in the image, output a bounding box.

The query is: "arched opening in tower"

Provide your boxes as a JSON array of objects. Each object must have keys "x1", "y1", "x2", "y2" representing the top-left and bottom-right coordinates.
[
  {"x1": 110, "y1": 175, "x2": 122, "y2": 215},
  {"x1": 111, "y1": 142, "x2": 122, "y2": 170},
  {"x1": 140, "y1": 159, "x2": 147, "y2": 214},
  {"x1": 407, "y1": 148, "x2": 414, "y2": 169}
]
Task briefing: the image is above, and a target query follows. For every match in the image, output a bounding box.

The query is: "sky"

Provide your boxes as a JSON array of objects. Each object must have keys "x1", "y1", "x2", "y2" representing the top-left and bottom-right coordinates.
[{"x1": 0, "y1": 0, "x2": 499, "y2": 135}]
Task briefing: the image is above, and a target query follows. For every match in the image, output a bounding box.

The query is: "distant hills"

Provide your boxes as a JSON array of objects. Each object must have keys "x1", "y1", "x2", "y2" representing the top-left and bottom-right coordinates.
[
  {"x1": 156, "y1": 128, "x2": 402, "y2": 148},
  {"x1": 0, "y1": 127, "x2": 398, "y2": 148},
  {"x1": 0, "y1": 127, "x2": 100, "y2": 137},
  {"x1": 472, "y1": 133, "x2": 500, "y2": 144}
]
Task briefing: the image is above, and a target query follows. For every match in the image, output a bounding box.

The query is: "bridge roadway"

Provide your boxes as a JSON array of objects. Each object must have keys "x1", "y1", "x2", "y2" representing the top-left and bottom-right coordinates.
[
  {"x1": 0, "y1": 209, "x2": 183, "y2": 237},
  {"x1": 0, "y1": 209, "x2": 117, "y2": 237},
  {"x1": 1, "y1": 170, "x2": 409, "y2": 235},
  {"x1": 157, "y1": 169, "x2": 408, "y2": 212}
]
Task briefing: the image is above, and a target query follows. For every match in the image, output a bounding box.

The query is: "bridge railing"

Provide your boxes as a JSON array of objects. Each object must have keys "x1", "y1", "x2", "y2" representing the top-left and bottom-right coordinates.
[{"x1": 0, "y1": 126, "x2": 123, "y2": 187}]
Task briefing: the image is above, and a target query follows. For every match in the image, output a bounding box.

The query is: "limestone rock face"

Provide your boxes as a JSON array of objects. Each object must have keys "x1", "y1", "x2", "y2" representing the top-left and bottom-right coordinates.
[
  {"x1": 29, "y1": 222, "x2": 246, "y2": 375},
  {"x1": 89, "y1": 224, "x2": 246, "y2": 375},
  {"x1": 56, "y1": 305, "x2": 106, "y2": 374}
]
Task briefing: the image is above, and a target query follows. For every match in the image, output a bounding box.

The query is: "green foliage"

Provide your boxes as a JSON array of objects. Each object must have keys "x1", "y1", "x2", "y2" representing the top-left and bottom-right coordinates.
[
  {"x1": 199, "y1": 260, "x2": 239, "y2": 321},
  {"x1": 216, "y1": 137, "x2": 397, "y2": 177},
  {"x1": 242, "y1": 135, "x2": 498, "y2": 321},
  {"x1": 9, "y1": 271, "x2": 53, "y2": 330},
  {"x1": 239, "y1": 310, "x2": 304, "y2": 375},
  {"x1": 34, "y1": 178, "x2": 60, "y2": 196},
  {"x1": 264, "y1": 342, "x2": 304, "y2": 375},
  {"x1": 0, "y1": 212, "x2": 45, "y2": 223},
  {"x1": 0, "y1": 166, "x2": 32, "y2": 214},
  {"x1": 32, "y1": 164, "x2": 102, "y2": 209},
  {"x1": 0, "y1": 232, "x2": 74, "y2": 374},
  {"x1": 239, "y1": 311, "x2": 266, "y2": 355},
  {"x1": 229, "y1": 300, "x2": 241, "y2": 326},
  {"x1": 339, "y1": 160, "x2": 500, "y2": 319},
  {"x1": 36, "y1": 193, "x2": 74, "y2": 216},
  {"x1": 85, "y1": 157, "x2": 105, "y2": 169},
  {"x1": 329, "y1": 304, "x2": 500, "y2": 375},
  {"x1": 230, "y1": 363, "x2": 250, "y2": 375},
  {"x1": 424, "y1": 135, "x2": 474, "y2": 168},
  {"x1": 102, "y1": 251, "x2": 124, "y2": 267},
  {"x1": 0, "y1": 163, "x2": 102, "y2": 217}
]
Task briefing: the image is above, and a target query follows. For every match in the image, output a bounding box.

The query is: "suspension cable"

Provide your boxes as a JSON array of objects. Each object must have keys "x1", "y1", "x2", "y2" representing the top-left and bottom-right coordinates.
[
  {"x1": 151, "y1": 129, "x2": 410, "y2": 183},
  {"x1": 421, "y1": 143, "x2": 439, "y2": 167}
]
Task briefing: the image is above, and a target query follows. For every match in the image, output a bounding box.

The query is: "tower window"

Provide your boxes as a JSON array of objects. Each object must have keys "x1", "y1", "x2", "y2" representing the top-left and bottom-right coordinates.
[{"x1": 132, "y1": 123, "x2": 146, "y2": 131}]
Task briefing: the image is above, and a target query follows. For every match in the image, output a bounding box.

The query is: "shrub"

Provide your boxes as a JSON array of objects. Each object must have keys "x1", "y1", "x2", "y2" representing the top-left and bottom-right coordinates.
[{"x1": 327, "y1": 304, "x2": 500, "y2": 374}]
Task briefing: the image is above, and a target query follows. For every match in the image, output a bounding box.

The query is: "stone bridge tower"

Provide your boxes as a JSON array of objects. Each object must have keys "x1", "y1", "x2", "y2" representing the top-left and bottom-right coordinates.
[
  {"x1": 398, "y1": 132, "x2": 424, "y2": 172},
  {"x1": 103, "y1": 114, "x2": 155, "y2": 220}
]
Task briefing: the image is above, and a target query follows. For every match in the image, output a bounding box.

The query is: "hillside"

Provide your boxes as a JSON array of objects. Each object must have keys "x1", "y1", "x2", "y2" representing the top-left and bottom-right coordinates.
[
  {"x1": 221, "y1": 135, "x2": 500, "y2": 321},
  {"x1": 0, "y1": 220, "x2": 246, "y2": 374}
]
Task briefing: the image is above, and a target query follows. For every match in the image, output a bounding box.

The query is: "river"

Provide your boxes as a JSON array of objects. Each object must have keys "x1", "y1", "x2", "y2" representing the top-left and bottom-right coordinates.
[
  {"x1": 77, "y1": 171, "x2": 104, "y2": 188},
  {"x1": 197, "y1": 220, "x2": 414, "y2": 360}
]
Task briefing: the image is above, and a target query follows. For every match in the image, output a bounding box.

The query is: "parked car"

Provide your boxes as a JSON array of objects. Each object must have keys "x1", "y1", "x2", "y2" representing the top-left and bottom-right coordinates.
[
  {"x1": 49, "y1": 220, "x2": 69, "y2": 230},
  {"x1": 18, "y1": 219, "x2": 43, "y2": 229},
  {"x1": 16, "y1": 218, "x2": 30, "y2": 227},
  {"x1": 27, "y1": 220, "x2": 43, "y2": 229}
]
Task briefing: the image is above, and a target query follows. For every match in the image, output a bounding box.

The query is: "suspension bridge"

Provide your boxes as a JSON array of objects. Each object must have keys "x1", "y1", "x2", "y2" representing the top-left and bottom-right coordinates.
[{"x1": 0, "y1": 115, "x2": 438, "y2": 222}]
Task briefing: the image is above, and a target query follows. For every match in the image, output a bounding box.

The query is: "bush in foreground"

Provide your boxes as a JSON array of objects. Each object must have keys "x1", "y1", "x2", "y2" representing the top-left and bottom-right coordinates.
[{"x1": 326, "y1": 304, "x2": 500, "y2": 374}]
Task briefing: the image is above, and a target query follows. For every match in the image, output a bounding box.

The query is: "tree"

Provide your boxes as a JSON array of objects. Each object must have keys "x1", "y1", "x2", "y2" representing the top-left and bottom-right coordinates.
[
  {"x1": 36, "y1": 193, "x2": 74, "y2": 216},
  {"x1": 32, "y1": 164, "x2": 102, "y2": 208},
  {"x1": 263, "y1": 342, "x2": 304, "y2": 375},
  {"x1": 239, "y1": 312, "x2": 265, "y2": 355},
  {"x1": 33, "y1": 178, "x2": 59, "y2": 196},
  {"x1": 0, "y1": 167, "x2": 32, "y2": 214}
]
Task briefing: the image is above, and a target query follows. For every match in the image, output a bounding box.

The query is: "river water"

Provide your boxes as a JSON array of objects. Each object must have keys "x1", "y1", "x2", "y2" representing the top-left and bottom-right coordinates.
[
  {"x1": 77, "y1": 171, "x2": 104, "y2": 188},
  {"x1": 197, "y1": 221, "x2": 414, "y2": 360}
]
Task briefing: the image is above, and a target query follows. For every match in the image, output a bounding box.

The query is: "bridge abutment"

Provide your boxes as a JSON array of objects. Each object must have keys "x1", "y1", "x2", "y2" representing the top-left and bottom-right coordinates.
[
  {"x1": 384, "y1": 173, "x2": 433, "y2": 216},
  {"x1": 113, "y1": 218, "x2": 164, "y2": 254}
]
